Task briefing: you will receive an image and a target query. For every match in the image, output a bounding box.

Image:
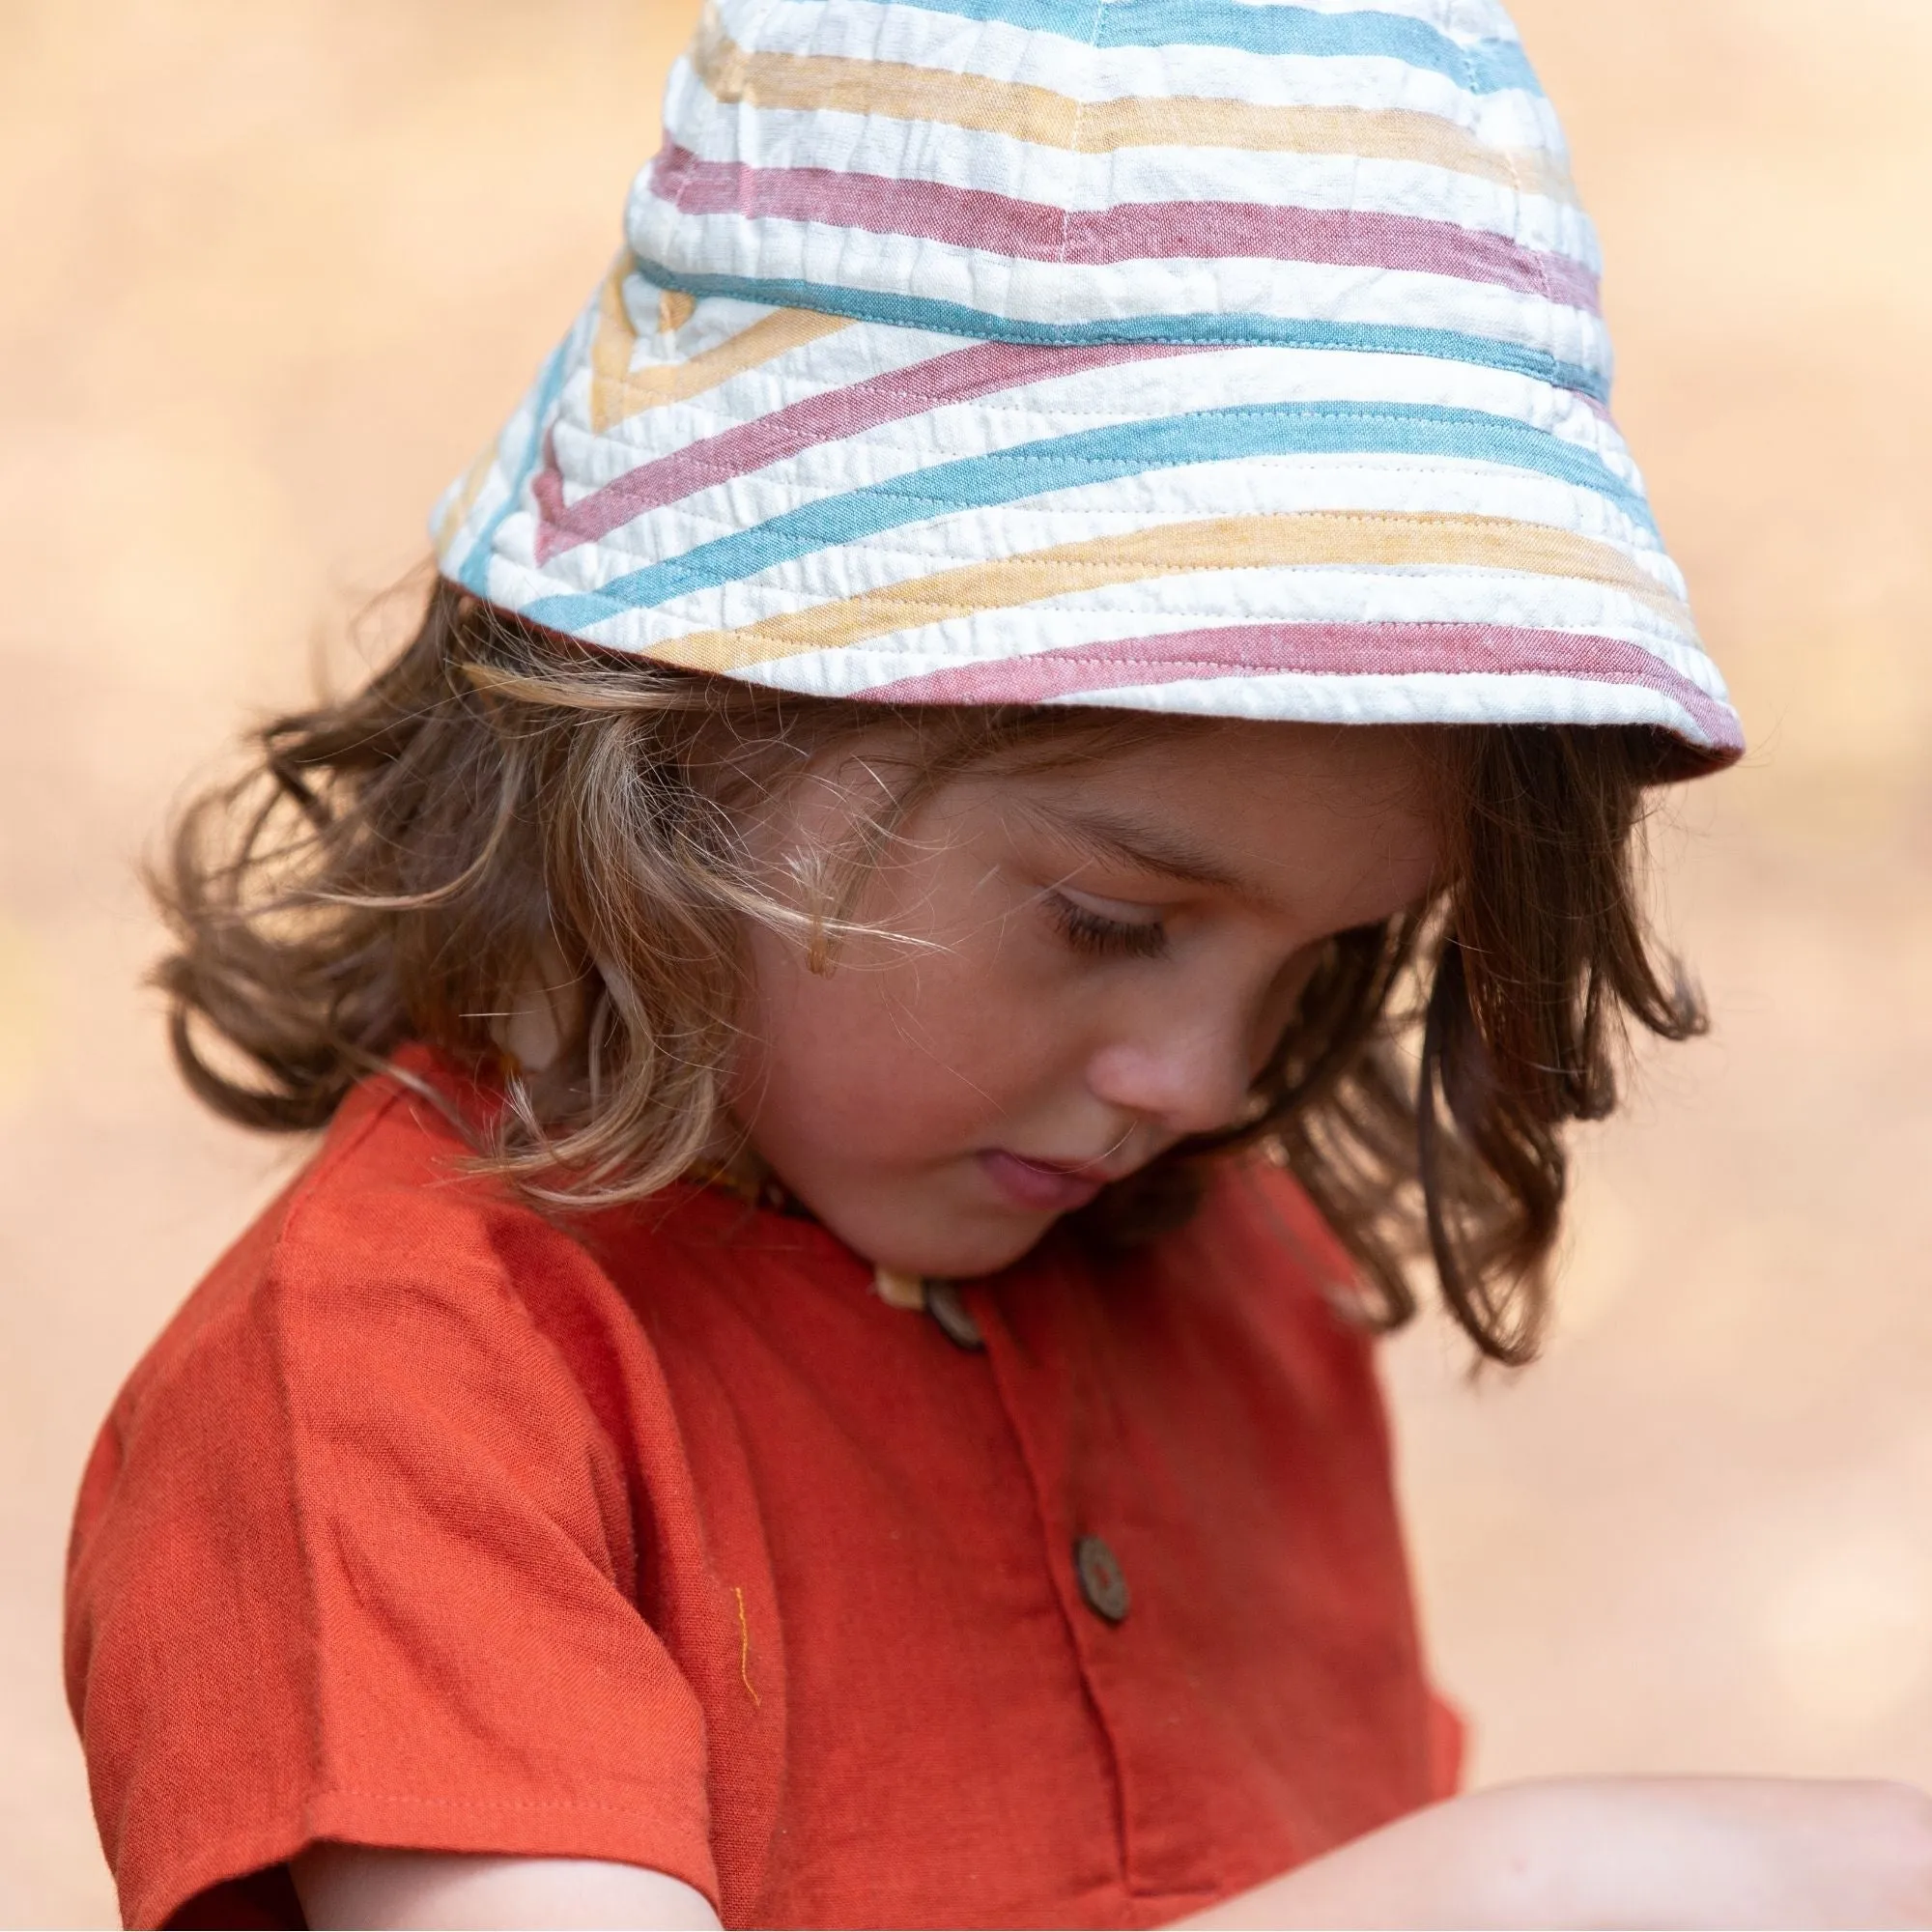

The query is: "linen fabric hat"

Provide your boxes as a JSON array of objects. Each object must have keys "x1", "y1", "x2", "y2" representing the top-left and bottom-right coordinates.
[{"x1": 434, "y1": 0, "x2": 1742, "y2": 771}]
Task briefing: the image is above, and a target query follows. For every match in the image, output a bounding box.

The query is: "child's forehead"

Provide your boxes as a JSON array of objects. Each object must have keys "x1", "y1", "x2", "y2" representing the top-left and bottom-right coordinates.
[
  {"x1": 951, "y1": 727, "x2": 1443, "y2": 930},
  {"x1": 972, "y1": 715, "x2": 1434, "y2": 798},
  {"x1": 944, "y1": 722, "x2": 1440, "y2": 863}
]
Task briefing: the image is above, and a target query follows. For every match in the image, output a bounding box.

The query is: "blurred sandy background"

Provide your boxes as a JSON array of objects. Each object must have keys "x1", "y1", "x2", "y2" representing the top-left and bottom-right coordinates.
[{"x1": 3, "y1": 1, "x2": 1929, "y2": 1921}]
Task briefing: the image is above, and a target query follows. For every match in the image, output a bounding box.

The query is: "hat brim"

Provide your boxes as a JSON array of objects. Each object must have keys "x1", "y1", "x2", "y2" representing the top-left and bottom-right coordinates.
[{"x1": 435, "y1": 261, "x2": 1742, "y2": 772}]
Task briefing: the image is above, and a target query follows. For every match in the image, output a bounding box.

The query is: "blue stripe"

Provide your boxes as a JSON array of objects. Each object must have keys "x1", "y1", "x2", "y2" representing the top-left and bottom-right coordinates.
[
  {"x1": 777, "y1": 0, "x2": 1540, "y2": 94},
  {"x1": 454, "y1": 335, "x2": 573, "y2": 594},
  {"x1": 522, "y1": 400, "x2": 1655, "y2": 632},
  {"x1": 633, "y1": 266, "x2": 1609, "y2": 402}
]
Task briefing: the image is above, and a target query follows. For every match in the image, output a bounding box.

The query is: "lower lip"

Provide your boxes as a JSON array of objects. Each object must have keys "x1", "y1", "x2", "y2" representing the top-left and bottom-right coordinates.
[{"x1": 978, "y1": 1150, "x2": 1106, "y2": 1215}]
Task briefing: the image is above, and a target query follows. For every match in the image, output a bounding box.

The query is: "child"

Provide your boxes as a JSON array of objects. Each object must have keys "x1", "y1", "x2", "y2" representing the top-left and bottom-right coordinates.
[{"x1": 64, "y1": 0, "x2": 1932, "y2": 1925}]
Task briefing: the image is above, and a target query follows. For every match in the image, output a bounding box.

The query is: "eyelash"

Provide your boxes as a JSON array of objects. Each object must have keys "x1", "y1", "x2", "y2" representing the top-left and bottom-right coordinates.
[{"x1": 1046, "y1": 891, "x2": 1170, "y2": 961}]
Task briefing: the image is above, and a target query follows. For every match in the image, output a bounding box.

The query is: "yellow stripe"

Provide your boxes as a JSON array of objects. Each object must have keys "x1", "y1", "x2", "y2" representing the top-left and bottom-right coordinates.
[
  {"x1": 589, "y1": 256, "x2": 854, "y2": 434},
  {"x1": 647, "y1": 514, "x2": 1685, "y2": 672},
  {"x1": 692, "y1": 14, "x2": 1576, "y2": 202},
  {"x1": 433, "y1": 443, "x2": 497, "y2": 554}
]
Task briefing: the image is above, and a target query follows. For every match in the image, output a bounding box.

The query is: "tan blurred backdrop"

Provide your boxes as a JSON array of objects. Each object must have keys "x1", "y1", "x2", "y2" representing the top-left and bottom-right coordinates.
[{"x1": 3, "y1": 2, "x2": 1930, "y2": 1923}]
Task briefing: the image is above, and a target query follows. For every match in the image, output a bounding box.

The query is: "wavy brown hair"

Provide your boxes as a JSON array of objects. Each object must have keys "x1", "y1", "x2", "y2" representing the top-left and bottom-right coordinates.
[{"x1": 153, "y1": 579, "x2": 1707, "y2": 1363}]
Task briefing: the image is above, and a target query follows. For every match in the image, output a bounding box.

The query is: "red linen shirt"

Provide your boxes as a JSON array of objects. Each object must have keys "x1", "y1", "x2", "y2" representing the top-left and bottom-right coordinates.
[{"x1": 66, "y1": 1053, "x2": 1459, "y2": 1929}]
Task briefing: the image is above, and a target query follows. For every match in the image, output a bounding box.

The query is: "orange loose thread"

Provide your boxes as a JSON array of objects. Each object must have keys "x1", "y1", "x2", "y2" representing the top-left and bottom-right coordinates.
[{"x1": 734, "y1": 1585, "x2": 761, "y2": 1708}]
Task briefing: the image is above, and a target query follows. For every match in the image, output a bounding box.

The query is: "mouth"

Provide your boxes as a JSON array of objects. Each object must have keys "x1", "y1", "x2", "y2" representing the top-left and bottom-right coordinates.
[{"x1": 977, "y1": 1148, "x2": 1132, "y2": 1215}]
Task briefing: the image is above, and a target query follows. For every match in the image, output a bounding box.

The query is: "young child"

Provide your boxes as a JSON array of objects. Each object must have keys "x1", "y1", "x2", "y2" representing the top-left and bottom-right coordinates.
[{"x1": 64, "y1": 1, "x2": 1932, "y2": 1926}]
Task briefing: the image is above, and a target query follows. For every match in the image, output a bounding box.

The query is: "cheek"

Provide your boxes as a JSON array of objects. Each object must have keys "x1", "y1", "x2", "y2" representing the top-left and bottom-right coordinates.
[
  {"x1": 1240, "y1": 948, "x2": 1322, "y2": 1071},
  {"x1": 734, "y1": 916, "x2": 1065, "y2": 1151}
]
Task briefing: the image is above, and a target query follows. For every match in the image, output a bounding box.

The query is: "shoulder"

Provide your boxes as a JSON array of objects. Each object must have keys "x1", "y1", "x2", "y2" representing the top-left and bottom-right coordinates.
[
  {"x1": 1112, "y1": 1152, "x2": 1389, "y2": 1420},
  {"x1": 113, "y1": 1058, "x2": 610, "y2": 1413},
  {"x1": 267, "y1": 1051, "x2": 598, "y2": 1312},
  {"x1": 1218, "y1": 1151, "x2": 1360, "y2": 1283},
  {"x1": 1153, "y1": 1151, "x2": 1363, "y2": 1321},
  {"x1": 73, "y1": 1054, "x2": 675, "y2": 1585}
]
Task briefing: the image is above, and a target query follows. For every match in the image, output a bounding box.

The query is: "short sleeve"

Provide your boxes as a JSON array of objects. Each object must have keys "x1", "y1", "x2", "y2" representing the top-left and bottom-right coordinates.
[
  {"x1": 1427, "y1": 1692, "x2": 1467, "y2": 1801},
  {"x1": 65, "y1": 1113, "x2": 719, "y2": 1930}
]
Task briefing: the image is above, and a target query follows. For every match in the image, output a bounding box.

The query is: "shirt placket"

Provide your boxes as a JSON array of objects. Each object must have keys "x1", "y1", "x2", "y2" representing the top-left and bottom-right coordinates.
[{"x1": 961, "y1": 1252, "x2": 1232, "y2": 1915}]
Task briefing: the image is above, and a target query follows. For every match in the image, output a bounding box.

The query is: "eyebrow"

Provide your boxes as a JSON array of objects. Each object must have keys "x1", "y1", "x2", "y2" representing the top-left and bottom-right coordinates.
[{"x1": 1020, "y1": 800, "x2": 1252, "y2": 895}]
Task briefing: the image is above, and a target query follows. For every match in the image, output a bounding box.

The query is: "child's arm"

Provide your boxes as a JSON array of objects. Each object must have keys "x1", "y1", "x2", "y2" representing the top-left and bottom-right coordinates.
[
  {"x1": 292, "y1": 1847, "x2": 721, "y2": 1930},
  {"x1": 299, "y1": 1776, "x2": 1932, "y2": 1929},
  {"x1": 1185, "y1": 1777, "x2": 1932, "y2": 1929}
]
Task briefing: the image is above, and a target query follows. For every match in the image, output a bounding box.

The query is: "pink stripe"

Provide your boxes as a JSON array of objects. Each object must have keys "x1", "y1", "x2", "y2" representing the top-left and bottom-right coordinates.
[
  {"x1": 534, "y1": 337, "x2": 1198, "y2": 563},
  {"x1": 650, "y1": 147, "x2": 1600, "y2": 312},
  {"x1": 862, "y1": 621, "x2": 1741, "y2": 751}
]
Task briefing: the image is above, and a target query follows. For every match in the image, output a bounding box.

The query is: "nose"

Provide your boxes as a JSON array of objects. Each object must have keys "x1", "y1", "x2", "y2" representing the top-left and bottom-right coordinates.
[{"x1": 1082, "y1": 998, "x2": 1258, "y2": 1141}]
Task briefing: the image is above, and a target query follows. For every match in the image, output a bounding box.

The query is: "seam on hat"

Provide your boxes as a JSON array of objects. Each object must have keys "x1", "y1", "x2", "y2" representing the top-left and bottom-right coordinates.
[
  {"x1": 844, "y1": 652, "x2": 1685, "y2": 677},
  {"x1": 556, "y1": 429, "x2": 1647, "y2": 532},
  {"x1": 904, "y1": 662, "x2": 1729, "y2": 741},
  {"x1": 528, "y1": 569, "x2": 1692, "y2": 618},
  {"x1": 577, "y1": 604, "x2": 1701, "y2": 660},
  {"x1": 635, "y1": 598, "x2": 1704, "y2": 641},
  {"x1": 582, "y1": 381, "x2": 1629, "y2": 443},
  {"x1": 504, "y1": 576, "x2": 1713, "y2": 680},
  {"x1": 558, "y1": 404, "x2": 1653, "y2": 492},
  {"x1": 561, "y1": 507, "x2": 1670, "y2": 582},
  {"x1": 711, "y1": 624, "x2": 1720, "y2": 687},
  {"x1": 560, "y1": 593, "x2": 1704, "y2": 661},
  {"x1": 560, "y1": 502, "x2": 1670, "y2": 593},
  {"x1": 628, "y1": 264, "x2": 1614, "y2": 400},
  {"x1": 534, "y1": 539, "x2": 1694, "y2": 617},
  {"x1": 578, "y1": 393, "x2": 1638, "y2": 493},
  {"x1": 609, "y1": 573, "x2": 1691, "y2": 621},
  {"x1": 1057, "y1": 0, "x2": 1109, "y2": 269},
  {"x1": 704, "y1": 619, "x2": 1719, "y2": 681},
  {"x1": 566, "y1": 358, "x2": 1625, "y2": 456},
  {"x1": 550, "y1": 489, "x2": 1680, "y2": 578},
  {"x1": 558, "y1": 591, "x2": 1696, "y2": 665},
  {"x1": 558, "y1": 501, "x2": 1678, "y2": 591},
  {"x1": 563, "y1": 402, "x2": 1652, "y2": 467},
  {"x1": 1467, "y1": 14, "x2": 1557, "y2": 327},
  {"x1": 545, "y1": 440, "x2": 1667, "y2": 557},
  {"x1": 543, "y1": 477, "x2": 1674, "y2": 532},
  {"x1": 562, "y1": 470, "x2": 1668, "y2": 523}
]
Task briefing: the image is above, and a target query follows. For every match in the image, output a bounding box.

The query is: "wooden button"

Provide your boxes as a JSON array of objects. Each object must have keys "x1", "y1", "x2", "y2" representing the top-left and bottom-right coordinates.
[
  {"x1": 924, "y1": 1280, "x2": 984, "y2": 1350},
  {"x1": 872, "y1": 1265, "x2": 926, "y2": 1311},
  {"x1": 1073, "y1": 1535, "x2": 1130, "y2": 1624}
]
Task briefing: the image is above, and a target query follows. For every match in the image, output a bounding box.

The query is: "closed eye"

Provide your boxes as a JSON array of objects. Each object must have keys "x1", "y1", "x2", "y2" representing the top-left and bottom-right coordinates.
[{"x1": 1045, "y1": 890, "x2": 1169, "y2": 961}]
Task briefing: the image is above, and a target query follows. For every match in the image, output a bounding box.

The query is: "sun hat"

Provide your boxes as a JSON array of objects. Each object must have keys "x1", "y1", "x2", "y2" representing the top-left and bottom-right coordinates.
[{"x1": 433, "y1": 0, "x2": 1742, "y2": 772}]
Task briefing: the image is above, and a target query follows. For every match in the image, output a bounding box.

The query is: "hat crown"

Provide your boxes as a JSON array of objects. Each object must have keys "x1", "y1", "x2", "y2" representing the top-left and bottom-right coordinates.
[{"x1": 629, "y1": 0, "x2": 1606, "y2": 398}]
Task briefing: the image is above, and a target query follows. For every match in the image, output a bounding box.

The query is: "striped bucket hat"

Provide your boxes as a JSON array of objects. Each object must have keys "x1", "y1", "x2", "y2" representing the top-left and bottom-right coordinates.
[{"x1": 434, "y1": 0, "x2": 1742, "y2": 771}]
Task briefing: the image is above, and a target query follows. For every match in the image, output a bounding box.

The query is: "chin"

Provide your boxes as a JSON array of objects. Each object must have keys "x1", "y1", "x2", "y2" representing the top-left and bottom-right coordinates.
[{"x1": 827, "y1": 1201, "x2": 1056, "y2": 1284}]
